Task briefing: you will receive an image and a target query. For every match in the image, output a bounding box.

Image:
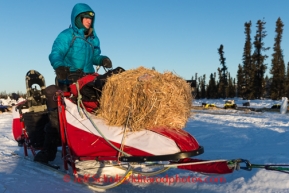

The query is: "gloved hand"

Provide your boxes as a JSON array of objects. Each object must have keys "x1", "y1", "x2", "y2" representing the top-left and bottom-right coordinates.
[
  {"x1": 55, "y1": 66, "x2": 70, "y2": 81},
  {"x1": 101, "y1": 57, "x2": 112, "y2": 68}
]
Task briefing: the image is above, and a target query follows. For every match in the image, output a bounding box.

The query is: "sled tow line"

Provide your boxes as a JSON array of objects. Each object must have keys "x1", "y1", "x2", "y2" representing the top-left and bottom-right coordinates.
[{"x1": 230, "y1": 159, "x2": 289, "y2": 174}]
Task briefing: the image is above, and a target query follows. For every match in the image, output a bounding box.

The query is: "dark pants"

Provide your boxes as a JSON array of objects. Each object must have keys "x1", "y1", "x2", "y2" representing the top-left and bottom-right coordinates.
[{"x1": 34, "y1": 85, "x2": 60, "y2": 162}]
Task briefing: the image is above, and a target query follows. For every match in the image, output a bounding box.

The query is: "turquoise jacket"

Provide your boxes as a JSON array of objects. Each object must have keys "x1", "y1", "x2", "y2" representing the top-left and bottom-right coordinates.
[{"x1": 49, "y1": 3, "x2": 106, "y2": 74}]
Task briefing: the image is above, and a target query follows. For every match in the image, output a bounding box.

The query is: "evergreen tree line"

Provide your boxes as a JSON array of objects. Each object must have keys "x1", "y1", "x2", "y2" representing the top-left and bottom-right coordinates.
[
  {"x1": 0, "y1": 91, "x2": 26, "y2": 99},
  {"x1": 194, "y1": 17, "x2": 288, "y2": 100}
]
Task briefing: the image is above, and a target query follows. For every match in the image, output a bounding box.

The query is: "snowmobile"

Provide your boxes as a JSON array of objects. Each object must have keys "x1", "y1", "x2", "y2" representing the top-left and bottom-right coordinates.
[
  {"x1": 202, "y1": 103, "x2": 216, "y2": 108},
  {"x1": 224, "y1": 100, "x2": 237, "y2": 109},
  {"x1": 12, "y1": 69, "x2": 288, "y2": 189}
]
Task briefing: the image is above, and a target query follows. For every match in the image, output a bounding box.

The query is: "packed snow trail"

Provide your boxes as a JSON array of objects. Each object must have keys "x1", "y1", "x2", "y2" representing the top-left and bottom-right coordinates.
[{"x1": 1, "y1": 97, "x2": 289, "y2": 193}]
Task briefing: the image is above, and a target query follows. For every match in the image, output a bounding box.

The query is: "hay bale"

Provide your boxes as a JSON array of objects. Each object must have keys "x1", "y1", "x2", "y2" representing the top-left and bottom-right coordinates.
[{"x1": 97, "y1": 66, "x2": 193, "y2": 131}]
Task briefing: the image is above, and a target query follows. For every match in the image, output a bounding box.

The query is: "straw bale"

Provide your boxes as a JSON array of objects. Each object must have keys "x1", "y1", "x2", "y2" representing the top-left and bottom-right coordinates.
[{"x1": 97, "y1": 66, "x2": 193, "y2": 131}]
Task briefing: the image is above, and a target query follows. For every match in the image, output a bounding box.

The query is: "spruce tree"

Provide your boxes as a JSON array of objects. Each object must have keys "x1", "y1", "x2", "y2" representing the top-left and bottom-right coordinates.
[
  {"x1": 207, "y1": 73, "x2": 217, "y2": 99},
  {"x1": 217, "y1": 44, "x2": 228, "y2": 98},
  {"x1": 233, "y1": 78, "x2": 237, "y2": 98},
  {"x1": 270, "y1": 17, "x2": 285, "y2": 100},
  {"x1": 202, "y1": 75, "x2": 207, "y2": 98},
  {"x1": 252, "y1": 19, "x2": 270, "y2": 99},
  {"x1": 242, "y1": 21, "x2": 255, "y2": 99},
  {"x1": 263, "y1": 75, "x2": 271, "y2": 98},
  {"x1": 206, "y1": 74, "x2": 213, "y2": 99},
  {"x1": 237, "y1": 64, "x2": 244, "y2": 98},
  {"x1": 217, "y1": 67, "x2": 222, "y2": 98},
  {"x1": 198, "y1": 75, "x2": 206, "y2": 98},
  {"x1": 230, "y1": 78, "x2": 236, "y2": 98},
  {"x1": 226, "y1": 73, "x2": 235, "y2": 98}
]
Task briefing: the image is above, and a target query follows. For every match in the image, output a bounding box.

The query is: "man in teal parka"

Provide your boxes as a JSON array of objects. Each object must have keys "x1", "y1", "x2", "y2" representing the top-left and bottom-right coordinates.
[
  {"x1": 34, "y1": 3, "x2": 112, "y2": 163},
  {"x1": 49, "y1": 3, "x2": 112, "y2": 89}
]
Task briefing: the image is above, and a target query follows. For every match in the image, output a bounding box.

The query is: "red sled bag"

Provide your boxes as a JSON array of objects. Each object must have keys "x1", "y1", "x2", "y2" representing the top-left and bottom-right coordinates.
[
  {"x1": 69, "y1": 73, "x2": 100, "y2": 113},
  {"x1": 176, "y1": 158, "x2": 234, "y2": 174}
]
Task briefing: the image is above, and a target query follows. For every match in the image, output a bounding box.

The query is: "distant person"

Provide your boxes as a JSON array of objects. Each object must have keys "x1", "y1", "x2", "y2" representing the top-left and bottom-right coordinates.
[{"x1": 11, "y1": 93, "x2": 19, "y2": 101}]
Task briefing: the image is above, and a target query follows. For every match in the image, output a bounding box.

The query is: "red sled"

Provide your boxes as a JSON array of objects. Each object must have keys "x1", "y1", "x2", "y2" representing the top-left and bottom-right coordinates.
[
  {"x1": 12, "y1": 106, "x2": 22, "y2": 142},
  {"x1": 12, "y1": 72, "x2": 237, "y2": 189}
]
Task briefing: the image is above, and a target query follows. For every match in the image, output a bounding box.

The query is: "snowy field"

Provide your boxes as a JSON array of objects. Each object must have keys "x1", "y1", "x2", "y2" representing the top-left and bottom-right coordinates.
[{"x1": 1, "y1": 98, "x2": 289, "y2": 193}]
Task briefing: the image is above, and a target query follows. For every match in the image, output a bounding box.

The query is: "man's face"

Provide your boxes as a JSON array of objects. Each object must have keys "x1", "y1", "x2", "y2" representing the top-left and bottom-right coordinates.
[{"x1": 82, "y1": 18, "x2": 92, "y2": 29}]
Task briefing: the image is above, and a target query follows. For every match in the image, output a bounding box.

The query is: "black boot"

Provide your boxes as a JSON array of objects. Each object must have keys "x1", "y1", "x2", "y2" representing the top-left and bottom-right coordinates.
[
  {"x1": 34, "y1": 150, "x2": 49, "y2": 163},
  {"x1": 34, "y1": 110, "x2": 60, "y2": 163},
  {"x1": 34, "y1": 128, "x2": 59, "y2": 163}
]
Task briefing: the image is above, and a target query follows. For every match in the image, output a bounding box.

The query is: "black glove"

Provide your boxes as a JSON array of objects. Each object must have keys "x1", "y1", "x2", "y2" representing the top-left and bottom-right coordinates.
[
  {"x1": 102, "y1": 57, "x2": 112, "y2": 68},
  {"x1": 55, "y1": 66, "x2": 70, "y2": 81}
]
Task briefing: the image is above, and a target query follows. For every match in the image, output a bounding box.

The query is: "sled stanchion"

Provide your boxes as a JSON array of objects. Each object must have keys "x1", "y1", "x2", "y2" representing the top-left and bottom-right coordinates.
[
  {"x1": 57, "y1": 92, "x2": 69, "y2": 171},
  {"x1": 20, "y1": 114, "x2": 28, "y2": 157},
  {"x1": 57, "y1": 91, "x2": 78, "y2": 175},
  {"x1": 23, "y1": 139, "x2": 28, "y2": 156},
  {"x1": 20, "y1": 113, "x2": 37, "y2": 157}
]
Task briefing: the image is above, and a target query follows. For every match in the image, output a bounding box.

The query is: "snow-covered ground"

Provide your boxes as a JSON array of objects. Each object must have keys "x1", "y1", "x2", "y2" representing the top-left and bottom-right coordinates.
[
  {"x1": 1, "y1": 98, "x2": 289, "y2": 193},
  {"x1": 0, "y1": 96, "x2": 19, "y2": 107}
]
